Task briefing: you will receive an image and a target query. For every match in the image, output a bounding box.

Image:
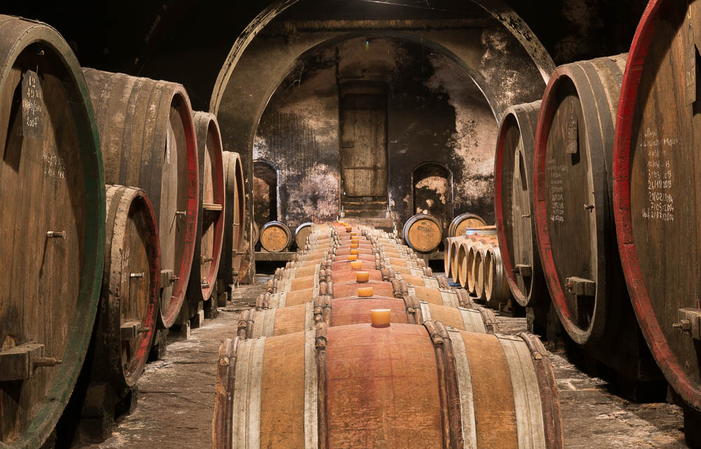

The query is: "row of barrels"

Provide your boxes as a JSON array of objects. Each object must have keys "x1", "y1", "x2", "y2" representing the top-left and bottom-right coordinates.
[
  {"x1": 493, "y1": 0, "x2": 701, "y2": 433},
  {"x1": 252, "y1": 220, "x2": 316, "y2": 253},
  {"x1": 444, "y1": 226, "x2": 512, "y2": 310},
  {"x1": 402, "y1": 212, "x2": 486, "y2": 253},
  {"x1": 213, "y1": 221, "x2": 564, "y2": 448},
  {"x1": 0, "y1": 16, "x2": 247, "y2": 448}
]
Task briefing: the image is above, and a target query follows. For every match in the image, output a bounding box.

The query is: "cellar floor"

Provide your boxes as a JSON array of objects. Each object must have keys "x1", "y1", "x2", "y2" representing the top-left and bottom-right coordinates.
[{"x1": 83, "y1": 275, "x2": 688, "y2": 449}]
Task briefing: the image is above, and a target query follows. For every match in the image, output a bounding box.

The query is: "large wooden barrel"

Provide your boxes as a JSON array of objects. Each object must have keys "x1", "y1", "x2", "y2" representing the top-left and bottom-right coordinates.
[
  {"x1": 239, "y1": 297, "x2": 497, "y2": 338},
  {"x1": 494, "y1": 101, "x2": 548, "y2": 308},
  {"x1": 90, "y1": 186, "x2": 159, "y2": 392},
  {"x1": 213, "y1": 322, "x2": 563, "y2": 448},
  {"x1": 185, "y1": 112, "x2": 225, "y2": 310},
  {"x1": 219, "y1": 151, "x2": 245, "y2": 287},
  {"x1": 533, "y1": 54, "x2": 628, "y2": 346},
  {"x1": 447, "y1": 212, "x2": 487, "y2": 237},
  {"x1": 260, "y1": 221, "x2": 291, "y2": 252},
  {"x1": 0, "y1": 16, "x2": 106, "y2": 447},
  {"x1": 402, "y1": 213, "x2": 443, "y2": 253},
  {"x1": 83, "y1": 68, "x2": 198, "y2": 329},
  {"x1": 294, "y1": 222, "x2": 314, "y2": 250},
  {"x1": 613, "y1": 0, "x2": 701, "y2": 411}
]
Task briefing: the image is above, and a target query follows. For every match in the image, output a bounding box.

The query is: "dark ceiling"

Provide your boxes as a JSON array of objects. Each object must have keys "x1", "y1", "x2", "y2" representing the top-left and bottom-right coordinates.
[{"x1": 0, "y1": 0, "x2": 649, "y2": 109}]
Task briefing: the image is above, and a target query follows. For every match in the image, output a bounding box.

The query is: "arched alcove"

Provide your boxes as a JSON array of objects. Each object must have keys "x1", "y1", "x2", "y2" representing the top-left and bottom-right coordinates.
[
  {"x1": 253, "y1": 159, "x2": 278, "y2": 226},
  {"x1": 412, "y1": 162, "x2": 453, "y2": 229}
]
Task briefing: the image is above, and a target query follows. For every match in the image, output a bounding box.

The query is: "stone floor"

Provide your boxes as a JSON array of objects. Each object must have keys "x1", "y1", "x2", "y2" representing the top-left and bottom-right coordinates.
[{"x1": 82, "y1": 275, "x2": 689, "y2": 448}]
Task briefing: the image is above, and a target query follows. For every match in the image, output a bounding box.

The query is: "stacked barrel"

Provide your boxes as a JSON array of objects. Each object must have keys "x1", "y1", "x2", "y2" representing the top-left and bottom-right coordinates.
[
  {"x1": 213, "y1": 221, "x2": 564, "y2": 448},
  {"x1": 444, "y1": 225, "x2": 514, "y2": 311}
]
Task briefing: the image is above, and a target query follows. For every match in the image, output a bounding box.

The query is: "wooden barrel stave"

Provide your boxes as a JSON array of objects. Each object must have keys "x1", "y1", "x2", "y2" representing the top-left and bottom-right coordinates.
[
  {"x1": 0, "y1": 16, "x2": 105, "y2": 447},
  {"x1": 214, "y1": 322, "x2": 563, "y2": 448},
  {"x1": 83, "y1": 68, "x2": 198, "y2": 329}
]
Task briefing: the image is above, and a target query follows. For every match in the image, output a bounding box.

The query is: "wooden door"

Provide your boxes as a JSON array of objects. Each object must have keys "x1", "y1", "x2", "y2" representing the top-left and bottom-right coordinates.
[{"x1": 340, "y1": 93, "x2": 387, "y2": 198}]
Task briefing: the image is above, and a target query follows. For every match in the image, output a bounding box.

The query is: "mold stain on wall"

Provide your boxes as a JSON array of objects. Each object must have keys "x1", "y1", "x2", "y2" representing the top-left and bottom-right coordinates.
[{"x1": 254, "y1": 34, "x2": 500, "y2": 231}]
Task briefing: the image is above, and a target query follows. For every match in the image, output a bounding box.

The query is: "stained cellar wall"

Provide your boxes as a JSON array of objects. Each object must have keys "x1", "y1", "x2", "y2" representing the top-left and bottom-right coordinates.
[{"x1": 254, "y1": 35, "x2": 497, "y2": 231}]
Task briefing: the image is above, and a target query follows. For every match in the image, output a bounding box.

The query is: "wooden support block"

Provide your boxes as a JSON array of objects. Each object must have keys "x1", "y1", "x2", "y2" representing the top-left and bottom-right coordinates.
[
  {"x1": 191, "y1": 309, "x2": 205, "y2": 329},
  {"x1": 566, "y1": 276, "x2": 596, "y2": 297},
  {"x1": 203, "y1": 203, "x2": 223, "y2": 212},
  {"x1": 120, "y1": 321, "x2": 141, "y2": 341},
  {"x1": 0, "y1": 342, "x2": 44, "y2": 381}
]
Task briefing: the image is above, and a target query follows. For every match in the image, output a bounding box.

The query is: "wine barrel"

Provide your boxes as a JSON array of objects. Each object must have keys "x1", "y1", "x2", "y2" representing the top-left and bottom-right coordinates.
[
  {"x1": 447, "y1": 212, "x2": 487, "y2": 237},
  {"x1": 494, "y1": 101, "x2": 548, "y2": 308},
  {"x1": 533, "y1": 54, "x2": 628, "y2": 345},
  {"x1": 185, "y1": 112, "x2": 225, "y2": 311},
  {"x1": 328, "y1": 280, "x2": 396, "y2": 298},
  {"x1": 90, "y1": 186, "x2": 160, "y2": 392},
  {"x1": 0, "y1": 16, "x2": 105, "y2": 447},
  {"x1": 255, "y1": 283, "x2": 329, "y2": 309},
  {"x1": 613, "y1": 0, "x2": 701, "y2": 410},
  {"x1": 402, "y1": 213, "x2": 443, "y2": 253},
  {"x1": 294, "y1": 222, "x2": 314, "y2": 250},
  {"x1": 224, "y1": 152, "x2": 245, "y2": 283},
  {"x1": 402, "y1": 283, "x2": 473, "y2": 309},
  {"x1": 239, "y1": 297, "x2": 497, "y2": 338},
  {"x1": 83, "y1": 68, "x2": 198, "y2": 329},
  {"x1": 260, "y1": 221, "x2": 291, "y2": 252},
  {"x1": 213, "y1": 322, "x2": 563, "y2": 448},
  {"x1": 485, "y1": 246, "x2": 512, "y2": 309}
]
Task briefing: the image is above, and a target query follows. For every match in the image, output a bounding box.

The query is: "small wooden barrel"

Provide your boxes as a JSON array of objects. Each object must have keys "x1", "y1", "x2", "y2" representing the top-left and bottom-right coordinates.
[
  {"x1": 83, "y1": 68, "x2": 199, "y2": 328},
  {"x1": 468, "y1": 239, "x2": 497, "y2": 295},
  {"x1": 256, "y1": 284, "x2": 329, "y2": 309},
  {"x1": 185, "y1": 112, "x2": 225, "y2": 309},
  {"x1": 91, "y1": 186, "x2": 160, "y2": 392},
  {"x1": 214, "y1": 322, "x2": 563, "y2": 448},
  {"x1": 260, "y1": 221, "x2": 292, "y2": 252},
  {"x1": 403, "y1": 213, "x2": 443, "y2": 253},
  {"x1": 448, "y1": 212, "x2": 487, "y2": 237},
  {"x1": 494, "y1": 101, "x2": 548, "y2": 308},
  {"x1": 294, "y1": 222, "x2": 314, "y2": 250},
  {"x1": 473, "y1": 248, "x2": 489, "y2": 301},
  {"x1": 613, "y1": 0, "x2": 701, "y2": 411},
  {"x1": 0, "y1": 16, "x2": 105, "y2": 447},
  {"x1": 484, "y1": 246, "x2": 512, "y2": 308},
  {"x1": 239, "y1": 297, "x2": 497, "y2": 338},
  {"x1": 218, "y1": 152, "x2": 245, "y2": 288},
  {"x1": 448, "y1": 236, "x2": 467, "y2": 282},
  {"x1": 533, "y1": 54, "x2": 628, "y2": 345}
]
